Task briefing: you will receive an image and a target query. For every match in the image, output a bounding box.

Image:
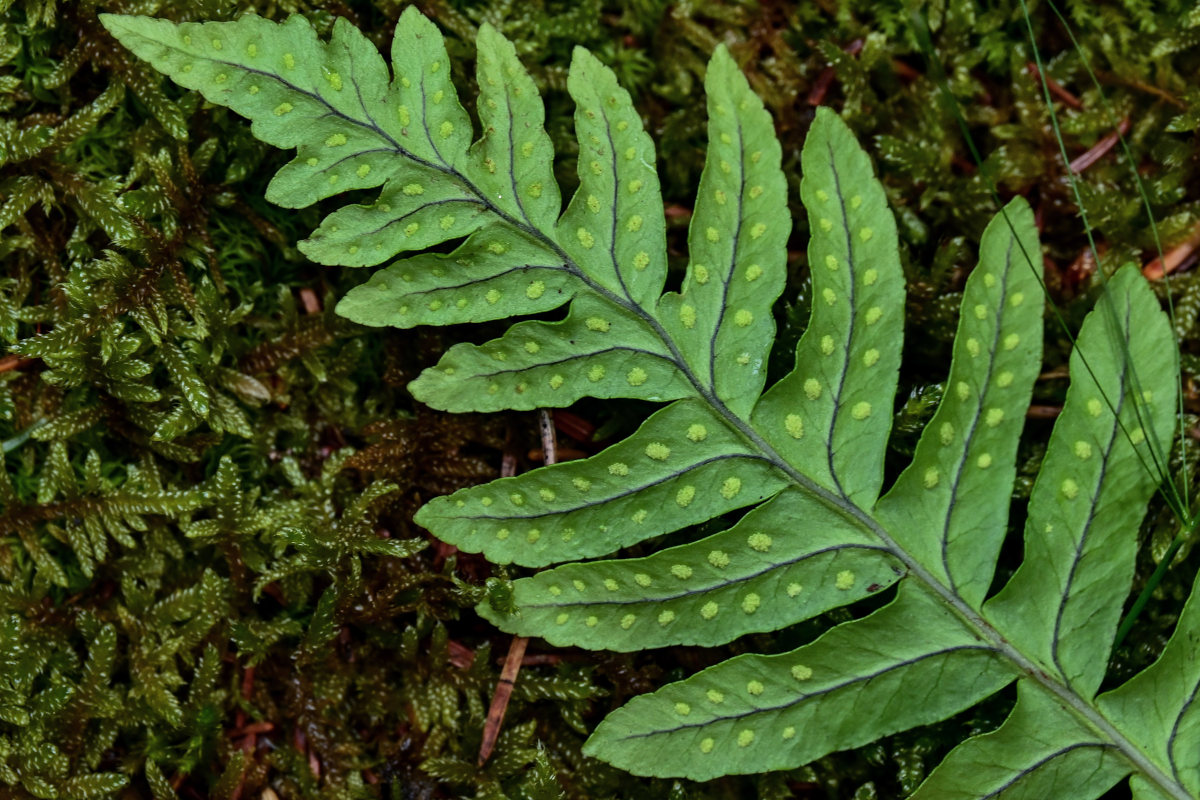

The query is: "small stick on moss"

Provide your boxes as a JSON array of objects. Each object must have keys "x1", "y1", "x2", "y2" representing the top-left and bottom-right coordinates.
[
  {"x1": 528, "y1": 446, "x2": 587, "y2": 462},
  {"x1": 806, "y1": 38, "x2": 863, "y2": 106},
  {"x1": 1069, "y1": 116, "x2": 1130, "y2": 174},
  {"x1": 0, "y1": 355, "x2": 34, "y2": 373},
  {"x1": 308, "y1": 741, "x2": 321, "y2": 779},
  {"x1": 1143, "y1": 220, "x2": 1200, "y2": 280},
  {"x1": 1026, "y1": 62, "x2": 1082, "y2": 109},
  {"x1": 228, "y1": 721, "x2": 274, "y2": 737},
  {"x1": 447, "y1": 639, "x2": 475, "y2": 670},
  {"x1": 1026, "y1": 404, "x2": 1062, "y2": 419},
  {"x1": 552, "y1": 409, "x2": 597, "y2": 448},
  {"x1": 520, "y1": 653, "x2": 564, "y2": 666},
  {"x1": 479, "y1": 411, "x2": 557, "y2": 766},
  {"x1": 299, "y1": 287, "x2": 322, "y2": 314},
  {"x1": 229, "y1": 665, "x2": 257, "y2": 800},
  {"x1": 1064, "y1": 244, "x2": 1102, "y2": 289}
]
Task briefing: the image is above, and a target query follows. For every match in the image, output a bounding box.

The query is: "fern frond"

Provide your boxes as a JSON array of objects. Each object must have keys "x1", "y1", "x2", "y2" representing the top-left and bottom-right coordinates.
[{"x1": 105, "y1": 9, "x2": 1196, "y2": 797}]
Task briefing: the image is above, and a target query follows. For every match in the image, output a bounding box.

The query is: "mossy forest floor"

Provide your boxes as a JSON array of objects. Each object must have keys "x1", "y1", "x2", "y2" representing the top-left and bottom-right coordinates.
[{"x1": 1, "y1": 1, "x2": 1199, "y2": 798}]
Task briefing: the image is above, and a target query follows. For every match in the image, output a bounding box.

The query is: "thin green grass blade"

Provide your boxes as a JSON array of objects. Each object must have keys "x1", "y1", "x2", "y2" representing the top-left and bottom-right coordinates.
[{"x1": 1016, "y1": 0, "x2": 1177, "y2": 504}]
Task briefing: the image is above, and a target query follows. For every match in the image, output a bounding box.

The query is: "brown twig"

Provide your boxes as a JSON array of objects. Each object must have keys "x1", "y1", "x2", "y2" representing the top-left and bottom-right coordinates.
[
  {"x1": 228, "y1": 721, "x2": 274, "y2": 738},
  {"x1": 478, "y1": 411, "x2": 558, "y2": 766},
  {"x1": 806, "y1": 38, "x2": 863, "y2": 106},
  {"x1": 1063, "y1": 243, "x2": 1105, "y2": 290},
  {"x1": 528, "y1": 446, "x2": 587, "y2": 462},
  {"x1": 1026, "y1": 405, "x2": 1063, "y2": 420},
  {"x1": 447, "y1": 639, "x2": 475, "y2": 670},
  {"x1": 1093, "y1": 70, "x2": 1186, "y2": 109},
  {"x1": 1143, "y1": 220, "x2": 1200, "y2": 280},
  {"x1": 520, "y1": 653, "x2": 564, "y2": 666},
  {"x1": 1068, "y1": 116, "x2": 1130, "y2": 174},
  {"x1": 229, "y1": 665, "x2": 257, "y2": 800},
  {"x1": 553, "y1": 409, "x2": 597, "y2": 446},
  {"x1": 890, "y1": 58, "x2": 921, "y2": 82},
  {"x1": 298, "y1": 287, "x2": 322, "y2": 314},
  {"x1": 1027, "y1": 62, "x2": 1083, "y2": 109},
  {"x1": 308, "y1": 744, "x2": 321, "y2": 780},
  {"x1": 478, "y1": 632, "x2": 529, "y2": 766},
  {"x1": 0, "y1": 355, "x2": 34, "y2": 373}
]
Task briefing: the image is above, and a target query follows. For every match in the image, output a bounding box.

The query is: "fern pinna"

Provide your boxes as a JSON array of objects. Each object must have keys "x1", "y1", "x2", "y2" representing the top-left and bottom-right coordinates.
[{"x1": 103, "y1": 9, "x2": 1195, "y2": 797}]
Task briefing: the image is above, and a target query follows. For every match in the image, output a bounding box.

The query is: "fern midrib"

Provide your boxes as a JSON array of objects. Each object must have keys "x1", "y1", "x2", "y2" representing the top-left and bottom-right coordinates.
[
  {"x1": 705, "y1": 109, "x2": 746, "y2": 398},
  {"x1": 1048, "y1": 298, "x2": 1132, "y2": 692},
  {"x1": 177, "y1": 48, "x2": 1190, "y2": 797},
  {"x1": 616, "y1": 643, "x2": 1000, "y2": 742},
  {"x1": 519, "y1": 540, "x2": 895, "y2": 611},
  {"x1": 594, "y1": 100, "x2": 638, "y2": 306},
  {"x1": 824, "y1": 144, "x2": 859, "y2": 500},
  {"x1": 451, "y1": 452, "x2": 776, "y2": 524},
  {"x1": 938, "y1": 235, "x2": 1015, "y2": 599}
]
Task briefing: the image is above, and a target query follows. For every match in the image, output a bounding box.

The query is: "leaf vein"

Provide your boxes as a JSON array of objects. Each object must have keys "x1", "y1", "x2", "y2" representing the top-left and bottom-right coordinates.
[
  {"x1": 451, "y1": 452, "x2": 779, "y2": 522},
  {"x1": 612, "y1": 644, "x2": 998, "y2": 741},
  {"x1": 522, "y1": 541, "x2": 894, "y2": 609},
  {"x1": 1049, "y1": 294, "x2": 1133, "y2": 690}
]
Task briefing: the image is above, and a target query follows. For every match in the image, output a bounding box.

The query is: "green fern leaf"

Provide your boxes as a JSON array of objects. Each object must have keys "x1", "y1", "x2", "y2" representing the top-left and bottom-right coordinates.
[
  {"x1": 478, "y1": 486, "x2": 904, "y2": 649},
  {"x1": 984, "y1": 264, "x2": 1177, "y2": 697},
  {"x1": 911, "y1": 684, "x2": 1134, "y2": 799},
  {"x1": 589, "y1": 585, "x2": 1012, "y2": 778},
  {"x1": 875, "y1": 198, "x2": 1044, "y2": 606},
  {"x1": 751, "y1": 96, "x2": 904, "y2": 506},
  {"x1": 100, "y1": 11, "x2": 482, "y2": 266},
  {"x1": 417, "y1": 399, "x2": 789, "y2": 565},
  {"x1": 1099, "y1": 569, "x2": 1200, "y2": 798},
  {"x1": 106, "y1": 9, "x2": 1196, "y2": 797},
  {"x1": 336, "y1": 229, "x2": 578, "y2": 328},
  {"x1": 408, "y1": 293, "x2": 694, "y2": 412},
  {"x1": 658, "y1": 47, "x2": 787, "y2": 417}
]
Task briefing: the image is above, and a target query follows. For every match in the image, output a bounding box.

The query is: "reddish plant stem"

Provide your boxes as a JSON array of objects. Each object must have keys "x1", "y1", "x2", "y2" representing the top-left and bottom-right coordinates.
[
  {"x1": 1026, "y1": 405, "x2": 1063, "y2": 419},
  {"x1": 229, "y1": 665, "x2": 258, "y2": 800},
  {"x1": 0, "y1": 355, "x2": 35, "y2": 373},
  {"x1": 1027, "y1": 61, "x2": 1083, "y2": 109},
  {"x1": 553, "y1": 409, "x2": 597, "y2": 446},
  {"x1": 1144, "y1": 221, "x2": 1200, "y2": 280},
  {"x1": 298, "y1": 287, "x2": 322, "y2": 314},
  {"x1": 229, "y1": 721, "x2": 274, "y2": 738},
  {"x1": 1068, "y1": 116, "x2": 1130, "y2": 174},
  {"x1": 806, "y1": 38, "x2": 864, "y2": 106},
  {"x1": 479, "y1": 411, "x2": 558, "y2": 765},
  {"x1": 520, "y1": 653, "x2": 563, "y2": 666}
]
